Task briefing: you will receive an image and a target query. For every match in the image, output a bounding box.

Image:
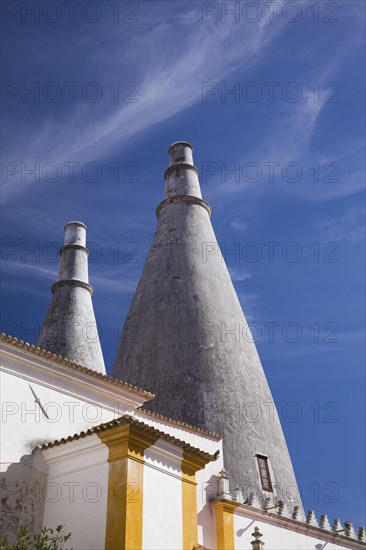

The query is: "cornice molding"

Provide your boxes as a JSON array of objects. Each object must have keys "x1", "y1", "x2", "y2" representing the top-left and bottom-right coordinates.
[
  {"x1": 232, "y1": 502, "x2": 366, "y2": 550},
  {"x1": 1, "y1": 338, "x2": 153, "y2": 409}
]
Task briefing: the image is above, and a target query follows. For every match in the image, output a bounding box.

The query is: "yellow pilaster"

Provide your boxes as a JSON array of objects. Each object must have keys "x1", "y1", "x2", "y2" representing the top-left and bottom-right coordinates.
[
  {"x1": 98, "y1": 423, "x2": 158, "y2": 550},
  {"x1": 212, "y1": 500, "x2": 239, "y2": 550},
  {"x1": 182, "y1": 450, "x2": 211, "y2": 550}
]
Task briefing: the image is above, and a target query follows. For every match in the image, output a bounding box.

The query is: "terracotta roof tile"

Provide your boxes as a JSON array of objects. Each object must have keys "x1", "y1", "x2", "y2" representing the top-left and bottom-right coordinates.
[
  {"x1": 1, "y1": 333, "x2": 154, "y2": 399},
  {"x1": 137, "y1": 407, "x2": 222, "y2": 440},
  {"x1": 40, "y1": 414, "x2": 218, "y2": 461}
]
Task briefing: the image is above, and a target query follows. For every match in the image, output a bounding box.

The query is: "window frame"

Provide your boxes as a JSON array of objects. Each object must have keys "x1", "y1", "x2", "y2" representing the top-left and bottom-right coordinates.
[{"x1": 256, "y1": 454, "x2": 273, "y2": 492}]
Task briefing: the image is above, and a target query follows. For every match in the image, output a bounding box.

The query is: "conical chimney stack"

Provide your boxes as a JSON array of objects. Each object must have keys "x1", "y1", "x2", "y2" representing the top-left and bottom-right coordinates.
[
  {"x1": 113, "y1": 143, "x2": 303, "y2": 509},
  {"x1": 38, "y1": 221, "x2": 105, "y2": 374}
]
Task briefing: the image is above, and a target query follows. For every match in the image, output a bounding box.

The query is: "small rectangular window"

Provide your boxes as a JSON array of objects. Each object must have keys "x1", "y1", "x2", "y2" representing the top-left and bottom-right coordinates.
[{"x1": 256, "y1": 455, "x2": 273, "y2": 492}]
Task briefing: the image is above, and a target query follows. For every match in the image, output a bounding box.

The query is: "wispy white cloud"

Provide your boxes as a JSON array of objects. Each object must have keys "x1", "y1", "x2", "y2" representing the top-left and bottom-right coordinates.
[
  {"x1": 265, "y1": 326, "x2": 366, "y2": 360},
  {"x1": 238, "y1": 291, "x2": 260, "y2": 321},
  {"x1": 315, "y1": 207, "x2": 365, "y2": 244},
  {"x1": 2, "y1": 260, "x2": 56, "y2": 279},
  {"x1": 208, "y1": 42, "x2": 364, "y2": 203},
  {"x1": 1, "y1": 257, "x2": 141, "y2": 298},
  {"x1": 2, "y1": 4, "x2": 288, "y2": 202},
  {"x1": 229, "y1": 266, "x2": 252, "y2": 282},
  {"x1": 1, "y1": 261, "x2": 56, "y2": 297},
  {"x1": 230, "y1": 218, "x2": 248, "y2": 232}
]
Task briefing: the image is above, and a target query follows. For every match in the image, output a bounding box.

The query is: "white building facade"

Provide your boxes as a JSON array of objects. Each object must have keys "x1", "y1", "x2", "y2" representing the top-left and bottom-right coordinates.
[
  {"x1": 1, "y1": 143, "x2": 365, "y2": 549},
  {"x1": 1, "y1": 334, "x2": 365, "y2": 549}
]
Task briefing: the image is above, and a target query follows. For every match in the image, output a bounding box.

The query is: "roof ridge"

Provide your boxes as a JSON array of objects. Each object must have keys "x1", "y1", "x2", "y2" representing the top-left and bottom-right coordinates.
[
  {"x1": 137, "y1": 406, "x2": 222, "y2": 440},
  {"x1": 39, "y1": 414, "x2": 218, "y2": 461}
]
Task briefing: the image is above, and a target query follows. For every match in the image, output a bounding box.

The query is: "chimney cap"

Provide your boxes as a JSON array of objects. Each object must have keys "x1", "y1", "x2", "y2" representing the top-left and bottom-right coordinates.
[
  {"x1": 64, "y1": 221, "x2": 88, "y2": 231},
  {"x1": 168, "y1": 141, "x2": 193, "y2": 154}
]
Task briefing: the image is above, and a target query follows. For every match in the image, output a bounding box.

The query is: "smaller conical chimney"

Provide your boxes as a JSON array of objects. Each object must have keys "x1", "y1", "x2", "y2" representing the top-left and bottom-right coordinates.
[{"x1": 38, "y1": 221, "x2": 105, "y2": 373}]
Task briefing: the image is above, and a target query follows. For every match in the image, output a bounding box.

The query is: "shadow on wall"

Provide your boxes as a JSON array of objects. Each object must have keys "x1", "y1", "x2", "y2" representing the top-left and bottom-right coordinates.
[
  {"x1": 0, "y1": 449, "x2": 47, "y2": 543},
  {"x1": 198, "y1": 474, "x2": 220, "y2": 545},
  {"x1": 236, "y1": 519, "x2": 255, "y2": 537}
]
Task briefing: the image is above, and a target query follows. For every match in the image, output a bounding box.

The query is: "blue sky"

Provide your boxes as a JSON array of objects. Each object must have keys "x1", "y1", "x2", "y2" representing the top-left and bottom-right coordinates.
[{"x1": 1, "y1": 0, "x2": 365, "y2": 526}]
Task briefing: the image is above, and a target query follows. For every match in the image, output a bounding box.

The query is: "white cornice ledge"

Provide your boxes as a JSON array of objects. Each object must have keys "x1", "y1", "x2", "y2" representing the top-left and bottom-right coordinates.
[
  {"x1": 226, "y1": 501, "x2": 365, "y2": 550},
  {"x1": 0, "y1": 339, "x2": 153, "y2": 410}
]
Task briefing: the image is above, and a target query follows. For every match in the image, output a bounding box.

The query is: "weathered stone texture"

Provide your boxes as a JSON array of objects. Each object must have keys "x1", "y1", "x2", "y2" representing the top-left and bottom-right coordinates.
[
  {"x1": 38, "y1": 221, "x2": 105, "y2": 374},
  {"x1": 113, "y1": 143, "x2": 303, "y2": 510}
]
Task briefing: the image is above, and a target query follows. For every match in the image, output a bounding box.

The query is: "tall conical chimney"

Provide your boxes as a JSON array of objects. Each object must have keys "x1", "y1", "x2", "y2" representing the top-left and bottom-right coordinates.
[
  {"x1": 38, "y1": 221, "x2": 105, "y2": 374},
  {"x1": 113, "y1": 143, "x2": 303, "y2": 509}
]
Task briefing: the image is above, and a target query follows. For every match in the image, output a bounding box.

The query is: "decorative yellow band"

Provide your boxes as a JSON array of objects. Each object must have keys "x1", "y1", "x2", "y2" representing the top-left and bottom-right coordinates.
[
  {"x1": 98, "y1": 423, "x2": 158, "y2": 550},
  {"x1": 182, "y1": 450, "x2": 213, "y2": 550},
  {"x1": 212, "y1": 499, "x2": 240, "y2": 550}
]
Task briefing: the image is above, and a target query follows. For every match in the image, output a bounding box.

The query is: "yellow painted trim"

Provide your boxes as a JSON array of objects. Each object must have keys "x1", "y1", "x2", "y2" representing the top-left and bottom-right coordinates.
[
  {"x1": 212, "y1": 500, "x2": 239, "y2": 550},
  {"x1": 98, "y1": 424, "x2": 158, "y2": 550},
  {"x1": 182, "y1": 467, "x2": 198, "y2": 549},
  {"x1": 182, "y1": 450, "x2": 213, "y2": 550}
]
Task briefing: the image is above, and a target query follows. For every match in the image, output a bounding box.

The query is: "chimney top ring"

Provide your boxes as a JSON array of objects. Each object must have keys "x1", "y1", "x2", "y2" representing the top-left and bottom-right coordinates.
[
  {"x1": 168, "y1": 141, "x2": 193, "y2": 154},
  {"x1": 64, "y1": 221, "x2": 88, "y2": 231}
]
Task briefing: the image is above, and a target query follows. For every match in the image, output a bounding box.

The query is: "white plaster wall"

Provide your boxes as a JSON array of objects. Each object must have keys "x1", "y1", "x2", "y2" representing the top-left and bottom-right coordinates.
[
  {"x1": 234, "y1": 513, "x2": 355, "y2": 550},
  {"x1": 0, "y1": 370, "x2": 114, "y2": 467},
  {"x1": 143, "y1": 441, "x2": 183, "y2": 549},
  {"x1": 0, "y1": 366, "x2": 112, "y2": 541},
  {"x1": 196, "y1": 454, "x2": 223, "y2": 550},
  {"x1": 136, "y1": 408, "x2": 224, "y2": 550},
  {"x1": 137, "y1": 413, "x2": 224, "y2": 550},
  {"x1": 134, "y1": 410, "x2": 222, "y2": 455},
  {"x1": 42, "y1": 436, "x2": 108, "y2": 550}
]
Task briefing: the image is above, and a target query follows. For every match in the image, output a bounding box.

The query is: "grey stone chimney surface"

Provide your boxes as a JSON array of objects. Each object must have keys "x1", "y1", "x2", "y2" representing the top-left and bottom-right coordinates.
[
  {"x1": 112, "y1": 143, "x2": 303, "y2": 509},
  {"x1": 38, "y1": 221, "x2": 106, "y2": 374}
]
